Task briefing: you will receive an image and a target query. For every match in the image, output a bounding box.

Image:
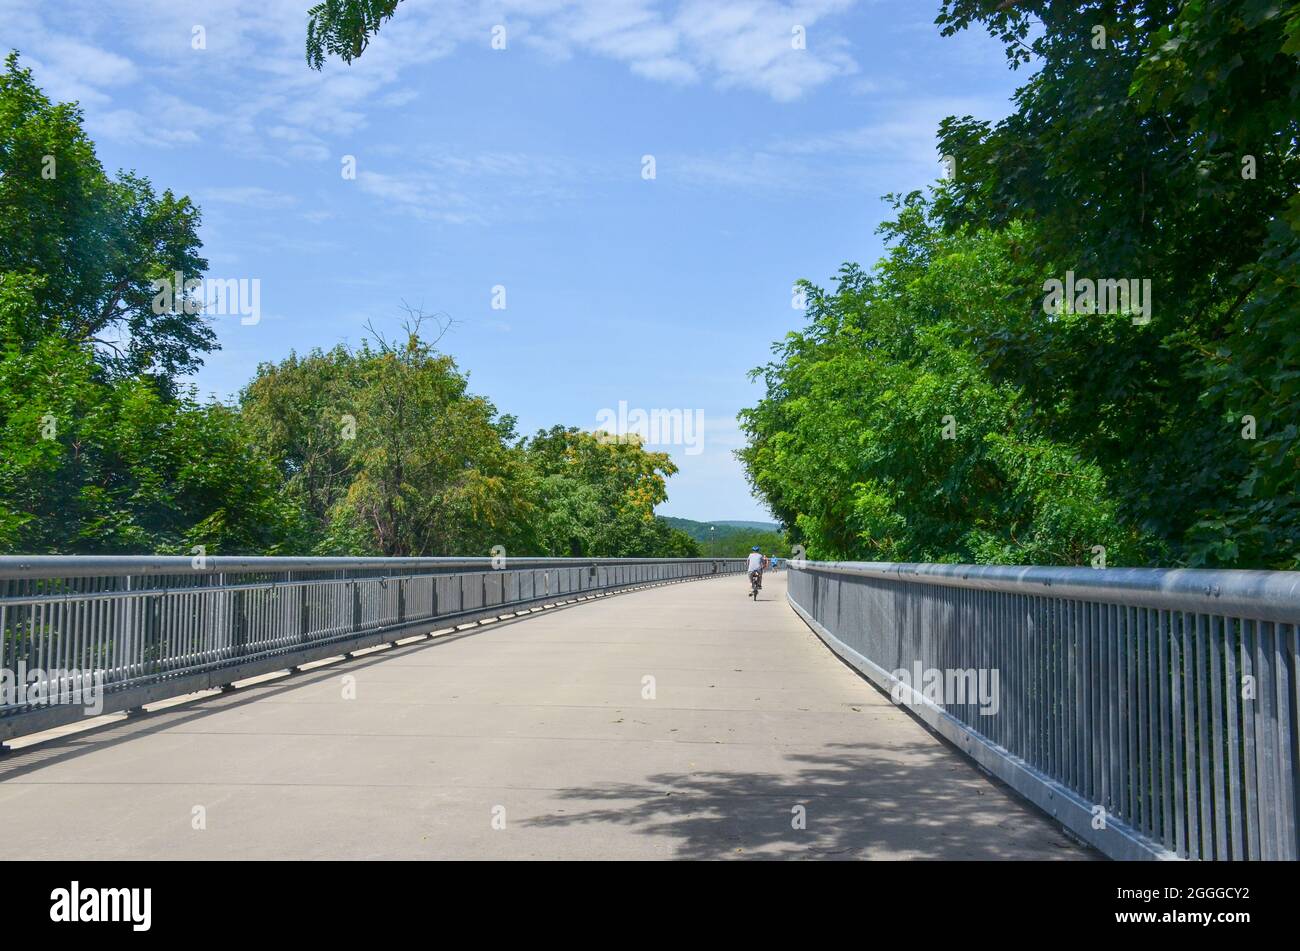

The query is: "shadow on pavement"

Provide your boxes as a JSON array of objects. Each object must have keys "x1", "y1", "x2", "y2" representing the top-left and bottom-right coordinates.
[{"x1": 523, "y1": 740, "x2": 1096, "y2": 860}]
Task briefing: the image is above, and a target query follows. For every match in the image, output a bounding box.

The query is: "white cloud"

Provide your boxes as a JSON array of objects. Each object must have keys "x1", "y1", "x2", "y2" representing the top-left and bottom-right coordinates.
[
  {"x1": 3, "y1": 0, "x2": 866, "y2": 171},
  {"x1": 630, "y1": 56, "x2": 699, "y2": 84},
  {"x1": 674, "y1": 150, "x2": 804, "y2": 190},
  {"x1": 357, "y1": 169, "x2": 481, "y2": 224},
  {"x1": 353, "y1": 147, "x2": 585, "y2": 222},
  {"x1": 18, "y1": 35, "x2": 138, "y2": 107},
  {"x1": 770, "y1": 95, "x2": 1008, "y2": 172},
  {"x1": 671, "y1": 0, "x2": 858, "y2": 101},
  {"x1": 49, "y1": 37, "x2": 136, "y2": 82},
  {"x1": 200, "y1": 186, "x2": 299, "y2": 208},
  {"x1": 0, "y1": 0, "x2": 895, "y2": 223},
  {"x1": 507, "y1": 0, "x2": 858, "y2": 100},
  {"x1": 84, "y1": 108, "x2": 168, "y2": 144},
  {"x1": 670, "y1": 94, "x2": 1011, "y2": 194}
]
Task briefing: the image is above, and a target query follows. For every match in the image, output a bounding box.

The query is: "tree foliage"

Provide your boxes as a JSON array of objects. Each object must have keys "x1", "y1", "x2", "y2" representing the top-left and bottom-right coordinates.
[
  {"x1": 241, "y1": 327, "x2": 535, "y2": 557},
  {"x1": 0, "y1": 52, "x2": 294, "y2": 555},
  {"x1": 742, "y1": 2, "x2": 1299, "y2": 568},
  {"x1": 523, "y1": 426, "x2": 701, "y2": 557},
  {"x1": 658, "y1": 517, "x2": 790, "y2": 557},
  {"x1": 306, "y1": 0, "x2": 404, "y2": 69},
  {"x1": 741, "y1": 197, "x2": 1153, "y2": 566},
  {"x1": 0, "y1": 53, "x2": 213, "y2": 388},
  {"x1": 0, "y1": 330, "x2": 301, "y2": 554}
]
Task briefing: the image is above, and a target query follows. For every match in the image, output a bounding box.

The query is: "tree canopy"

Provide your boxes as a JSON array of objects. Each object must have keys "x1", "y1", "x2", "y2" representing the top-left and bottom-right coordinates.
[
  {"x1": 306, "y1": 0, "x2": 405, "y2": 69},
  {"x1": 0, "y1": 53, "x2": 213, "y2": 388},
  {"x1": 523, "y1": 426, "x2": 700, "y2": 558},
  {"x1": 742, "y1": 198, "x2": 1153, "y2": 566},
  {"x1": 241, "y1": 329, "x2": 535, "y2": 557},
  {"x1": 742, "y1": 2, "x2": 1299, "y2": 569}
]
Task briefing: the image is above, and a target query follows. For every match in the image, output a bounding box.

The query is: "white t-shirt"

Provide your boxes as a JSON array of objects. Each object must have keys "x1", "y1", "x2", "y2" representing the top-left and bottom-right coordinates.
[{"x1": 747, "y1": 552, "x2": 765, "y2": 572}]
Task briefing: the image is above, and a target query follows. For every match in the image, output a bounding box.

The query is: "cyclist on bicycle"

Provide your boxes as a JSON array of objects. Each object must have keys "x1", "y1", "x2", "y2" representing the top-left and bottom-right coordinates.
[{"x1": 746, "y1": 546, "x2": 766, "y2": 593}]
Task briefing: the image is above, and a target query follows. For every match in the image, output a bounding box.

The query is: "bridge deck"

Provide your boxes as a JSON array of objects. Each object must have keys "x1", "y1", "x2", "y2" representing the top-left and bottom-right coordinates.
[{"x1": 0, "y1": 573, "x2": 1091, "y2": 859}]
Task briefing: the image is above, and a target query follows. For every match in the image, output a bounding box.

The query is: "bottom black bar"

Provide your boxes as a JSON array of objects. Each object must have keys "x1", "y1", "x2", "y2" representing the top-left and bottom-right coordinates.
[{"x1": 9, "y1": 859, "x2": 1283, "y2": 938}]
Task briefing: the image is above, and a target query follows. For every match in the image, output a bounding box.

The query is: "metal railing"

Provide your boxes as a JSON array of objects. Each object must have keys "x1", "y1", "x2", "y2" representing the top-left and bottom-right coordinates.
[
  {"x1": 788, "y1": 561, "x2": 1300, "y2": 861},
  {"x1": 0, "y1": 555, "x2": 744, "y2": 742}
]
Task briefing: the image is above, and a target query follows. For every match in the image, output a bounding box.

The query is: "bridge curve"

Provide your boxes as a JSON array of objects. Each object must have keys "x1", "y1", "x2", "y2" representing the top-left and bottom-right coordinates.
[{"x1": 0, "y1": 572, "x2": 1086, "y2": 860}]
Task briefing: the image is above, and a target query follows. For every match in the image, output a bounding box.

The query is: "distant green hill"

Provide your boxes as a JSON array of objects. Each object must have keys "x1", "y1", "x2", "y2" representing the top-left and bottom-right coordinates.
[
  {"x1": 711, "y1": 520, "x2": 782, "y2": 532},
  {"x1": 660, "y1": 517, "x2": 779, "y2": 539},
  {"x1": 659, "y1": 517, "x2": 788, "y2": 557}
]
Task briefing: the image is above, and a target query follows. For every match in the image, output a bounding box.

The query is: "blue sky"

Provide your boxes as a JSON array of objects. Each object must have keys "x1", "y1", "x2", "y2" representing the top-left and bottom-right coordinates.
[{"x1": 1, "y1": 0, "x2": 1019, "y2": 522}]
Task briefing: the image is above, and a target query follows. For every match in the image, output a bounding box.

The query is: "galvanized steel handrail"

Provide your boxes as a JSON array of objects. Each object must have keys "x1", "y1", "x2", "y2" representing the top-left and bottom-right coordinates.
[
  {"x1": 0, "y1": 555, "x2": 729, "y2": 580},
  {"x1": 0, "y1": 555, "x2": 745, "y2": 742},
  {"x1": 787, "y1": 560, "x2": 1300, "y2": 861},
  {"x1": 795, "y1": 560, "x2": 1300, "y2": 624}
]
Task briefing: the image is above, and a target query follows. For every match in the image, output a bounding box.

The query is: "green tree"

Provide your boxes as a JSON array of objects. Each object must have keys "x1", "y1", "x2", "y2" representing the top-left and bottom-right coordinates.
[
  {"x1": 709, "y1": 528, "x2": 789, "y2": 559},
  {"x1": 306, "y1": 0, "x2": 404, "y2": 69},
  {"x1": 658, "y1": 517, "x2": 791, "y2": 557},
  {"x1": 524, "y1": 426, "x2": 699, "y2": 557},
  {"x1": 0, "y1": 327, "x2": 301, "y2": 554},
  {"x1": 0, "y1": 52, "x2": 213, "y2": 390},
  {"x1": 741, "y1": 196, "x2": 1154, "y2": 566},
  {"x1": 0, "y1": 54, "x2": 294, "y2": 555},
  {"x1": 242, "y1": 324, "x2": 534, "y2": 556},
  {"x1": 234, "y1": 343, "x2": 362, "y2": 544},
  {"x1": 931, "y1": 0, "x2": 1300, "y2": 567}
]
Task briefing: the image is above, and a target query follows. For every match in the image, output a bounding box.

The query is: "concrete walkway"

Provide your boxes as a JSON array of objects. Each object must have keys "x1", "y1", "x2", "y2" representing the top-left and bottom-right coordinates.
[{"x1": 0, "y1": 573, "x2": 1091, "y2": 859}]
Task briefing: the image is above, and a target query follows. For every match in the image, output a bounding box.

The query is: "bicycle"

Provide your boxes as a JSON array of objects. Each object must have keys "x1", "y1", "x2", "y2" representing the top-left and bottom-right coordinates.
[{"x1": 749, "y1": 569, "x2": 762, "y2": 600}]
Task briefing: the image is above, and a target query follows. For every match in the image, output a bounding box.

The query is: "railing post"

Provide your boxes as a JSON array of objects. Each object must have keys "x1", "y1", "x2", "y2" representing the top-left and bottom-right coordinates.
[
  {"x1": 299, "y1": 582, "x2": 310, "y2": 645},
  {"x1": 351, "y1": 576, "x2": 362, "y2": 632},
  {"x1": 145, "y1": 593, "x2": 161, "y2": 676},
  {"x1": 234, "y1": 587, "x2": 248, "y2": 658}
]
